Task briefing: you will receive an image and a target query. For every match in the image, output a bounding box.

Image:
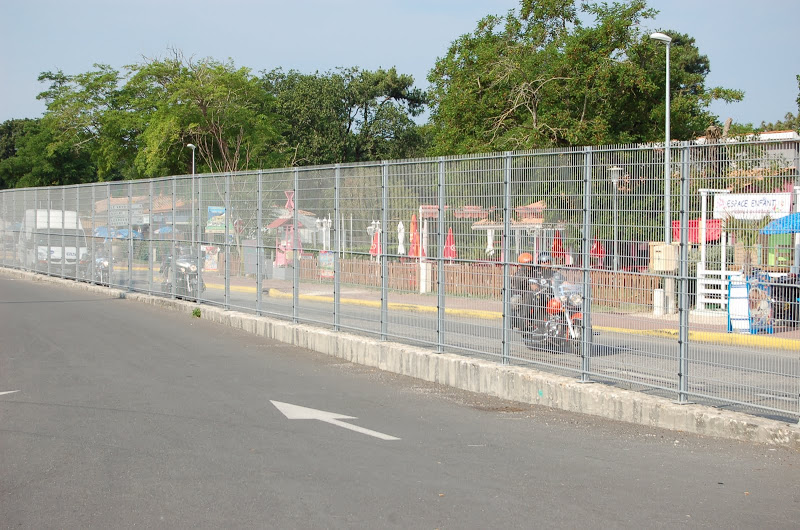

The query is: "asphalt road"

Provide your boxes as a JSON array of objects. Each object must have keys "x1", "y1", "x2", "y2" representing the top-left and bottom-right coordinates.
[{"x1": 2, "y1": 275, "x2": 800, "y2": 528}]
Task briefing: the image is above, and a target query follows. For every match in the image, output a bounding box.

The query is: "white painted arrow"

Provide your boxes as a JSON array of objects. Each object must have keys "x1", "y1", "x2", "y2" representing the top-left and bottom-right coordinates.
[
  {"x1": 271, "y1": 400, "x2": 400, "y2": 441},
  {"x1": 0, "y1": 390, "x2": 19, "y2": 397}
]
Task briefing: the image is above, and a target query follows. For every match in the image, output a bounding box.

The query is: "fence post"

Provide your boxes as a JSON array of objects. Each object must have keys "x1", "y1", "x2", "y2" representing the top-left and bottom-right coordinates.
[
  {"x1": 108, "y1": 184, "x2": 114, "y2": 286},
  {"x1": 197, "y1": 175, "x2": 203, "y2": 302},
  {"x1": 148, "y1": 181, "x2": 153, "y2": 293},
  {"x1": 61, "y1": 188, "x2": 66, "y2": 279},
  {"x1": 13, "y1": 191, "x2": 17, "y2": 267},
  {"x1": 678, "y1": 142, "x2": 691, "y2": 403},
  {"x1": 225, "y1": 173, "x2": 231, "y2": 310},
  {"x1": 334, "y1": 164, "x2": 341, "y2": 331},
  {"x1": 501, "y1": 153, "x2": 512, "y2": 365},
  {"x1": 437, "y1": 157, "x2": 446, "y2": 353},
  {"x1": 90, "y1": 186, "x2": 95, "y2": 281},
  {"x1": 127, "y1": 181, "x2": 133, "y2": 291},
  {"x1": 13, "y1": 190, "x2": 17, "y2": 268},
  {"x1": 30, "y1": 188, "x2": 37, "y2": 272},
  {"x1": 256, "y1": 171, "x2": 263, "y2": 314},
  {"x1": 580, "y1": 146, "x2": 594, "y2": 382},
  {"x1": 381, "y1": 161, "x2": 389, "y2": 341},
  {"x1": 171, "y1": 178, "x2": 176, "y2": 298},
  {"x1": 46, "y1": 188, "x2": 51, "y2": 276},
  {"x1": 292, "y1": 168, "x2": 299, "y2": 323},
  {"x1": 75, "y1": 186, "x2": 80, "y2": 280}
]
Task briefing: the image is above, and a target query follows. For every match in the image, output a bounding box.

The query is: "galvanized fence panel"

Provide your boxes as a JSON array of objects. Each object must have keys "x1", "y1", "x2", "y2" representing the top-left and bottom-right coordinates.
[
  {"x1": 258, "y1": 168, "x2": 295, "y2": 320},
  {"x1": 334, "y1": 163, "x2": 384, "y2": 338},
  {"x1": 2, "y1": 139, "x2": 799, "y2": 420},
  {"x1": 294, "y1": 166, "x2": 336, "y2": 328}
]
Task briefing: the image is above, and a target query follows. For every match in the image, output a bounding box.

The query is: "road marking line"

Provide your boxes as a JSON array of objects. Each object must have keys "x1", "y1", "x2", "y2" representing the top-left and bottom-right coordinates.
[{"x1": 0, "y1": 390, "x2": 19, "y2": 397}]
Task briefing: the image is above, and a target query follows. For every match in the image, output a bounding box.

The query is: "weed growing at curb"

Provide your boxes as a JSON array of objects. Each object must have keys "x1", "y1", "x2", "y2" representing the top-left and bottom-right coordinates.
[{"x1": 192, "y1": 308, "x2": 201, "y2": 318}]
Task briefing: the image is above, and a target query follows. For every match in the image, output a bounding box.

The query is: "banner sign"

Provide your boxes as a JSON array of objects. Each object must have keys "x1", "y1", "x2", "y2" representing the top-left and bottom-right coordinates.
[
  {"x1": 713, "y1": 193, "x2": 792, "y2": 220},
  {"x1": 319, "y1": 250, "x2": 334, "y2": 280},
  {"x1": 205, "y1": 206, "x2": 231, "y2": 234}
]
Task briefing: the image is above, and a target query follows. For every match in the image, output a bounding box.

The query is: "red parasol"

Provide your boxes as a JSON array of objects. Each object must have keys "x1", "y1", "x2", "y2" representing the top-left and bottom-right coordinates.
[
  {"x1": 552, "y1": 230, "x2": 565, "y2": 261},
  {"x1": 369, "y1": 230, "x2": 381, "y2": 258},
  {"x1": 590, "y1": 239, "x2": 606, "y2": 266},
  {"x1": 443, "y1": 227, "x2": 457, "y2": 261}
]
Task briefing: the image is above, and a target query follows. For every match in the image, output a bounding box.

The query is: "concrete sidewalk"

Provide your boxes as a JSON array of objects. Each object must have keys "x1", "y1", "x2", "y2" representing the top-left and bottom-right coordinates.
[{"x1": 202, "y1": 273, "x2": 800, "y2": 352}]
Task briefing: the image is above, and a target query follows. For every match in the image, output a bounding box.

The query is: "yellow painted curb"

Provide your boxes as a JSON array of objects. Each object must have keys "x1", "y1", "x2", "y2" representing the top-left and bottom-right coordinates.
[
  {"x1": 266, "y1": 288, "x2": 501, "y2": 320},
  {"x1": 205, "y1": 282, "x2": 259, "y2": 294},
  {"x1": 593, "y1": 325, "x2": 798, "y2": 352},
  {"x1": 197, "y1": 285, "x2": 799, "y2": 352}
]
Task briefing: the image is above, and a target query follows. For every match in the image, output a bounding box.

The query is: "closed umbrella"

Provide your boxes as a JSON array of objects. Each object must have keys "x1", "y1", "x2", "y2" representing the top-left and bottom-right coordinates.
[
  {"x1": 552, "y1": 230, "x2": 565, "y2": 261},
  {"x1": 397, "y1": 222, "x2": 406, "y2": 255},
  {"x1": 369, "y1": 230, "x2": 381, "y2": 259},
  {"x1": 409, "y1": 214, "x2": 421, "y2": 258},
  {"x1": 443, "y1": 227, "x2": 457, "y2": 261}
]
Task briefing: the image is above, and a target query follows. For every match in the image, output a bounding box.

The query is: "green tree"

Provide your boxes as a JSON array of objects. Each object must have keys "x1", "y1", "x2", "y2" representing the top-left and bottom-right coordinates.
[
  {"x1": 426, "y1": 0, "x2": 743, "y2": 154},
  {"x1": 127, "y1": 52, "x2": 287, "y2": 176},
  {"x1": 264, "y1": 67, "x2": 427, "y2": 165},
  {"x1": 0, "y1": 118, "x2": 95, "y2": 188},
  {"x1": 36, "y1": 66, "x2": 141, "y2": 181}
]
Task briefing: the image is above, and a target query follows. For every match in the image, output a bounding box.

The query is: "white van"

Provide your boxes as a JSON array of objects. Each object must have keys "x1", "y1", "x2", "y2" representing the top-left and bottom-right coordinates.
[{"x1": 17, "y1": 209, "x2": 89, "y2": 276}]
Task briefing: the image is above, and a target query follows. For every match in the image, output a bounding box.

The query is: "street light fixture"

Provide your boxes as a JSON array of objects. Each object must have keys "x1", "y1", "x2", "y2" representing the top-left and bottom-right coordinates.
[
  {"x1": 186, "y1": 143, "x2": 196, "y2": 175},
  {"x1": 609, "y1": 166, "x2": 623, "y2": 272},
  {"x1": 650, "y1": 32, "x2": 672, "y2": 244}
]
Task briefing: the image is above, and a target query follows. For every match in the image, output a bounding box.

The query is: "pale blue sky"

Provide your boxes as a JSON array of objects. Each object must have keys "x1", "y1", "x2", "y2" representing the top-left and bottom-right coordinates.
[{"x1": 2, "y1": 0, "x2": 798, "y2": 128}]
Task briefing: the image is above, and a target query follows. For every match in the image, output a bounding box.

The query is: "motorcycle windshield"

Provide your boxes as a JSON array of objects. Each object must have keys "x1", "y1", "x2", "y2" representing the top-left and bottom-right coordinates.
[{"x1": 552, "y1": 274, "x2": 582, "y2": 297}]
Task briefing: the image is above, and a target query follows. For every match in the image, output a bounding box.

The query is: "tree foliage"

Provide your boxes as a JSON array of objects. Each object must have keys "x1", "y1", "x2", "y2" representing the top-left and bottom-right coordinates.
[
  {"x1": 127, "y1": 52, "x2": 287, "y2": 176},
  {"x1": 263, "y1": 67, "x2": 428, "y2": 165},
  {"x1": 0, "y1": 117, "x2": 95, "y2": 188},
  {"x1": 426, "y1": 0, "x2": 743, "y2": 154}
]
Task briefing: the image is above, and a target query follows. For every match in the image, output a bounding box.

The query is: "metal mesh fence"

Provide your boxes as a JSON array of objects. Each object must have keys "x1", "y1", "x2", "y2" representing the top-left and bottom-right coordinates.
[{"x1": 2, "y1": 139, "x2": 799, "y2": 420}]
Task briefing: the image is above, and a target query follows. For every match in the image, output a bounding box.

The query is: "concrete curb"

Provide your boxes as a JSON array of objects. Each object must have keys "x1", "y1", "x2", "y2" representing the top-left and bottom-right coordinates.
[{"x1": 3, "y1": 267, "x2": 799, "y2": 451}]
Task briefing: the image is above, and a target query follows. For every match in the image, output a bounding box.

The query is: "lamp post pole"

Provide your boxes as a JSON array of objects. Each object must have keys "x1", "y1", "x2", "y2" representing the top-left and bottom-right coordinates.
[
  {"x1": 650, "y1": 32, "x2": 672, "y2": 245},
  {"x1": 187, "y1": 143, "x2": 196, "y2": 175},
  {"x1": 651, "y1": 31, "x2": 675, "y2": 313}
]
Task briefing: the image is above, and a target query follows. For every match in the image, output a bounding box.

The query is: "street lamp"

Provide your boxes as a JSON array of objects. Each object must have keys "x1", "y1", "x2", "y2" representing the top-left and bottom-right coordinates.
[
  {"x1": 609, "y1": 166, "x2": 623, "y2": 272},
  {"x1": 650, "y1": 31, "x2": 672, "y2": 244},
  {"x1": 186, "y1": 143, "x2": 196, "y2": 175}
]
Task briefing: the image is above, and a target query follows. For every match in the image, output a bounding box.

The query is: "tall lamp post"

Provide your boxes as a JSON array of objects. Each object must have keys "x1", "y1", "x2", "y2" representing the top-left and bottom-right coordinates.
[
  {"x1": 186, "y1": 143, "x2": 196, "y2": 175},
  {"x1": 609, "y1": 166, "x2": 623, "y2": 272},
  {"x1": 650, "y1": 32, "x2": 672, "y2": 244},
  {"x1": 651, "y1": 31, "x2": 675, "y2": 314}
]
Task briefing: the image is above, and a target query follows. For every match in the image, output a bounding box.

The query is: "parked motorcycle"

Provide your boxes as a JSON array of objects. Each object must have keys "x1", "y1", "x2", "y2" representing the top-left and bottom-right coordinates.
[
  {"x1": 93, "y1": 251, "x2": 111, "y2": 284},
  {"x1": 511, "y1": 272, "x2": 584, "y2": 354},
  {"x1": 160, "y1": 247, "x2": 205, "y2": 298}
]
